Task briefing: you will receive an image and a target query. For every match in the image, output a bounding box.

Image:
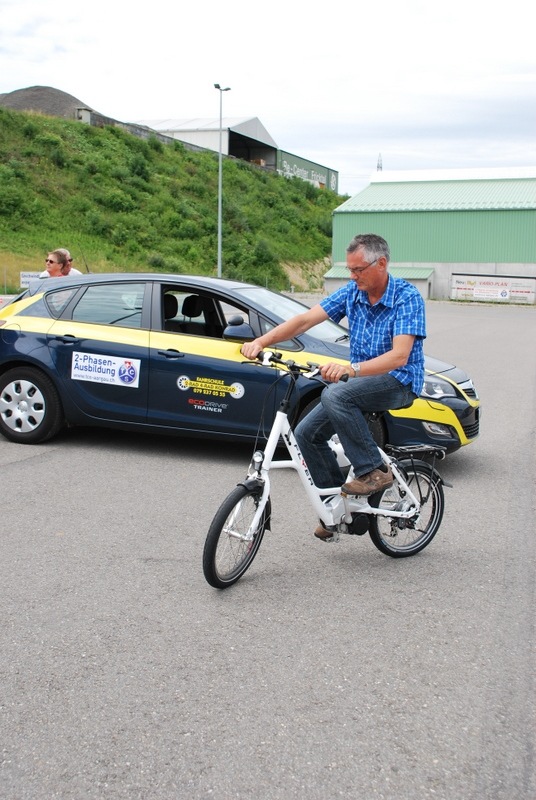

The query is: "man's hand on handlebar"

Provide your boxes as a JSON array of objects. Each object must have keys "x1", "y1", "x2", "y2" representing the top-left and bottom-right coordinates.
[
  {"x1": 240, "y1": 343, "x2": 354, "y2": 382},
  {"x1": 241, "y1": 340, "x2": 265, "y2": 360},
  {"x1": 319, "y1": 362, "x2": 354, "y2": 383}
]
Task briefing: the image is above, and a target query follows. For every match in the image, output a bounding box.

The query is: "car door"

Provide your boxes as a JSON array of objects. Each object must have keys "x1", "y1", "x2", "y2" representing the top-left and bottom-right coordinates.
[
  {"x1": 147, "y1": 287, "x2": 277, "y2": 438},
  {"x1": 47, "y1": 281, "x2": 150, "y2": 423}
]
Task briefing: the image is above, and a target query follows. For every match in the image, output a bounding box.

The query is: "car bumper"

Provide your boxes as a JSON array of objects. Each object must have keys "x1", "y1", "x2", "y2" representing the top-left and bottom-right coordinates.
[{"x1": 387, "y1": 397, "x2": 480, "y2": 453}]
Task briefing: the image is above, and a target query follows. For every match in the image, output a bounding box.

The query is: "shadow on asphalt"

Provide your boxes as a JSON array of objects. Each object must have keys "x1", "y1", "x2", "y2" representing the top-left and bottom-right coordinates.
[{"x1": 52, "y1": 424, "x2": 263, "y2": 465}]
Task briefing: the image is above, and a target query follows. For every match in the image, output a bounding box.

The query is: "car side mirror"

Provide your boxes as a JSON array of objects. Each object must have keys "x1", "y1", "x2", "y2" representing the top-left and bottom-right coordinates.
[{"x1": 223, "y1": 315, "x2": 255, "y2": 341}]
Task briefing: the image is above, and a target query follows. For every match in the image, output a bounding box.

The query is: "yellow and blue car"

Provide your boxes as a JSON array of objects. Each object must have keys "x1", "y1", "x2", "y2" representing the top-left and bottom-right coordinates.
[{"x1": 0, "y1": 273, "x2": 480, "y2": 451}]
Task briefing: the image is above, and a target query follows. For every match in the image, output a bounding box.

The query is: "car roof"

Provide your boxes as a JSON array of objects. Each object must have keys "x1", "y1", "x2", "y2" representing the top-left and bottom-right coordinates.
[
  {"x1": 26, "y1": 273, "x2": 254, "y2": 296},
  {"x1": 24, "y1": 273, "x2": 316, "y2": 320}
]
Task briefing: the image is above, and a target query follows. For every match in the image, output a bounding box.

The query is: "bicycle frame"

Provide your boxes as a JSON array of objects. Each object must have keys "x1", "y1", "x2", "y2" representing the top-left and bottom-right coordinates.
[{"x1": 244, "y1": 402, "x2": 425, "y2": 543}]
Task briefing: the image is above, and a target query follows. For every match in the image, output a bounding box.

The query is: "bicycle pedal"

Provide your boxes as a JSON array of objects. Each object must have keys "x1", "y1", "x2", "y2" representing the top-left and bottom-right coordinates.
[
  {"x1": 316, "y1": 527, "x2": 341, "y2": 543},
  {"x1": 328, "y1": 530, "x2": 341, "y2": 543}
]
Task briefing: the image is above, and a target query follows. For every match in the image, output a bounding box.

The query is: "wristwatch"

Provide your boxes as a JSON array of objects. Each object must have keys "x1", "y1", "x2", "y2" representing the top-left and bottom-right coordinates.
[{"x1": 351, "y1": 362, "x2": 361, "y2": 375}]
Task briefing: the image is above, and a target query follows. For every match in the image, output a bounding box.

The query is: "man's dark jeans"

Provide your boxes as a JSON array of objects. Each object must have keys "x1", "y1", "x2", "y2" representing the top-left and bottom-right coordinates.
[{"x1": 294, "y1": 374, "x2": 417, "y2": 488}]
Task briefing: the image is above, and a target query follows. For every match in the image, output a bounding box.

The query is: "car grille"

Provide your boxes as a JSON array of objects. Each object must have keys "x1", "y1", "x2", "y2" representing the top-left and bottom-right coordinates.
[
  {"x1": 462, "y1": 408, "x2": 480, "y2": 440},
  {"x1": 458, "y1": 379, "x2": 478, "y2": 399}
]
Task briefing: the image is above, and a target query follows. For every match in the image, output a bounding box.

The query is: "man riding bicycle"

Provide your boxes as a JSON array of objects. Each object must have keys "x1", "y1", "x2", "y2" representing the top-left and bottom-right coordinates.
[{"x1": 241, "y1": 233, "x2": 426, "y2": 540}]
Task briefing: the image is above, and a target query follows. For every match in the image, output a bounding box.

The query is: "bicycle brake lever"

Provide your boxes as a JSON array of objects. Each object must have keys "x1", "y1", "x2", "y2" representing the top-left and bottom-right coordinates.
[
  {"x1": 303, "y1": 367, "x2": 321, "y2": 379},
  {"x1": 256, "y1": 350, "x2": 283, "y2": 367},
  {"x1": 258, "y1": 351, "x2": 273, "y2": 366}
]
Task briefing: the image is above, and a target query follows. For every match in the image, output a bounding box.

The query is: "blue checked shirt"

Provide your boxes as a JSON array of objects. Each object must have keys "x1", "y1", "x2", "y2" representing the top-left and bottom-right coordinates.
[{"x1": 320, "y1": 275, "x2": 426, "y2": 395}]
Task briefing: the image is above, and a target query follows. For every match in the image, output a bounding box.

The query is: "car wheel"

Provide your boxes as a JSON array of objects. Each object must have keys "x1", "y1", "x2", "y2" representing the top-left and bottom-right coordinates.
[
  {"x1": 365, "y1": 412, "x2": 387, "y2": 448},
  {"x1": 292, "y1": 396, "x2": 321, "y2": 428},
  {"x1": 0, "y1": 367, "x2": 64, "y2": 444}
]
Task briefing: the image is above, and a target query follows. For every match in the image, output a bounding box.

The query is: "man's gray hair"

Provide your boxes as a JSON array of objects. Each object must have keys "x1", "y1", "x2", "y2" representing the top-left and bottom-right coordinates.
[{"x1": 346, "y1": 234, "x2": 390, "y2": 264}]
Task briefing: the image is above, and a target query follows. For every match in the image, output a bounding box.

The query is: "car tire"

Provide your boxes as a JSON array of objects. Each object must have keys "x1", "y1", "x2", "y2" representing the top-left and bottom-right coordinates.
[
  {"x1": 0, "y1": 367, "x2": 64, "y2": 444},
  {"x1": 292, "y1": 396, "x2": 321, "y2": 428},
  {"x1": 365, "y1": 412, "x2": 387, "y2": 449}
]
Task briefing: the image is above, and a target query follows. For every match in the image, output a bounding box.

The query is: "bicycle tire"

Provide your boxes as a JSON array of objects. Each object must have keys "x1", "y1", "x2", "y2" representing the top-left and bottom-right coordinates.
[
  {"x1": 368, "y1": 460, "x2": 444, "y2": 558},
  {"x1": 203, "y1": 484, "x2": 270, "y2": 588}
]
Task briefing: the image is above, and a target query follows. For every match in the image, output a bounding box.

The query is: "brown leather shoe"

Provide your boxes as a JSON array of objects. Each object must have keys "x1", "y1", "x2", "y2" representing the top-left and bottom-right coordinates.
[
  {"x1": 341, "y1": 467, "x2": 394, "y2": 496},
  {"x1": 314, "y1": 523, "x2": 336, "y2": 541}
]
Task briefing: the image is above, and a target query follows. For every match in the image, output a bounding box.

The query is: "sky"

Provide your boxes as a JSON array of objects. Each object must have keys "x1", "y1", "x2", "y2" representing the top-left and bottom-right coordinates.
[{"x1": 1, "y1": 0, "x2": 536, "y2": 196}]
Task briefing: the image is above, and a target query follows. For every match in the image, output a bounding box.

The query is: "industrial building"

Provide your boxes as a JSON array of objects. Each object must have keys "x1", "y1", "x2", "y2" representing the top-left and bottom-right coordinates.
[
  {"x1": 328, "y1": 168, "x2": 536, "y2": 302},
  {"x1": 135, "y1": 116, "x2": 339, "y2": 191}
]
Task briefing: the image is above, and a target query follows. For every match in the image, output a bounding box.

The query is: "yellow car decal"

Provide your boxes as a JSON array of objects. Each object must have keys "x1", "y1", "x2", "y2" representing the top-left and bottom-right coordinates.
[{"x1": 177, "y1": 375, "x2": 243, "y2": 398}]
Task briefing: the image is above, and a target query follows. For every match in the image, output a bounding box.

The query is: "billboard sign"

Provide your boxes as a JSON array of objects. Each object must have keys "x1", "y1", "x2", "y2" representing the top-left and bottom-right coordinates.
[{"x1": 450, "y1": 274, "x2": 535, "y2": 304}]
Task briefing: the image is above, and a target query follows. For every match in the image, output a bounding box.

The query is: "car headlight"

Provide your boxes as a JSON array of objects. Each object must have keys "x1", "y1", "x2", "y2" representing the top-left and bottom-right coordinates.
[{"x1": 421, "y1": 375, "x2": 458, "y2": 400}]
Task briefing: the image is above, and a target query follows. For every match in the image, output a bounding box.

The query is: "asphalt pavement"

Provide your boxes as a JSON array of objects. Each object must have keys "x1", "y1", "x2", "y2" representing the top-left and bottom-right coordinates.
[{"x1": 1, "y1": 300, "x2": 535, "y2": 799}]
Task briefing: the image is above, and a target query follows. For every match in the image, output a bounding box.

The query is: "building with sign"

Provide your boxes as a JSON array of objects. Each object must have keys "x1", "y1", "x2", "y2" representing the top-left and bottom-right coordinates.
[
  {"x1": 331, "y1": 168, "x2": 536, "y2": 301},
  {"x1": 276, "y1": 151, "x2": 338, "y2": 192},
  {"x1": 135, "y1": 117, "x2": 338, "y2": 193}
]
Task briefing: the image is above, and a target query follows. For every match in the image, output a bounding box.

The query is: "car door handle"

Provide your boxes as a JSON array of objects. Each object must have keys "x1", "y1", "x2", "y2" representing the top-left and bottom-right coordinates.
[
  {"x1": 158, "y1": 349, "x2": 186, "y2": 359},
  {"x1": 54, "y1": 335, "x2": 81, "y2": 345}
]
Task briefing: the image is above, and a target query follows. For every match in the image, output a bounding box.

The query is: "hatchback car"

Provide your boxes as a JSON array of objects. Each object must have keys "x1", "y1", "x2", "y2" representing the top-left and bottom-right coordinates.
[{"x1": 0, "y1": 273, "x2": 480, "y2": 451}]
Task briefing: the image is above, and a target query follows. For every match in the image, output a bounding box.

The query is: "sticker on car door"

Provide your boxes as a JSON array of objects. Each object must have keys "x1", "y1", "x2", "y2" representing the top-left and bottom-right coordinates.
[
  {"x1": 71, "y1": 351, "x2": 141, "y2": 387},
  {"x1": 176, "y1": 375, "x2": 245, "y2": 398}
]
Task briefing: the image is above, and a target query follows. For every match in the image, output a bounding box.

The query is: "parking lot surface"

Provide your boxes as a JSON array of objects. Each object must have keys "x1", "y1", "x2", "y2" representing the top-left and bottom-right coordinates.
[{"x1": 1, "y1": 301, "x2": 535, "y2": 799}]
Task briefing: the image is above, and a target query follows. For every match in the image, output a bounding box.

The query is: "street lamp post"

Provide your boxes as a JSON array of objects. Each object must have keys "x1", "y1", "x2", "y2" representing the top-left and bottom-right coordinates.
[{"x1": 214, "y1": 83, "x2": 231, "y2": 278}]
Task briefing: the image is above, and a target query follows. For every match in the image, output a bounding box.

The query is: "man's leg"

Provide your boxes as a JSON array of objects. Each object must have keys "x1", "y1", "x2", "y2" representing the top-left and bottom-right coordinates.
[
  {"x1": 294, "y1": 402, "x2": 346, "y2": 489},
  {"x1": 321, "y1": 375, "x2": 415, "y2": 477},
  {"x1": 294, "y1": 402, "x2": 348, "y2": 541}
]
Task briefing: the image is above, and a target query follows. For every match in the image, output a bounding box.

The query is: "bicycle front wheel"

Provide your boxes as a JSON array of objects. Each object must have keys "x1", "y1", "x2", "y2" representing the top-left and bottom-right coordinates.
[
  {"x1": 368, "y1": 461, "x2": 444, "y2": 558},
  {"x1": 203, "y1": 484, "x2": 270, "y2": 588}
]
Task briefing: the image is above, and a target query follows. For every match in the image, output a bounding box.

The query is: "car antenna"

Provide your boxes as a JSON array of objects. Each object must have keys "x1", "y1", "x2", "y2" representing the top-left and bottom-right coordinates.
[{"x1": 77, "y1": 244, "x2": 91, "y2": 273}]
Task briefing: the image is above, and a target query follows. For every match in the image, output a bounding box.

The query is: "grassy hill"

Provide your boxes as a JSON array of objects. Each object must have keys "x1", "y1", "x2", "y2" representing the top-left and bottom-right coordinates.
[{"x1": 0, "y1": 106, "x2": 346, "y2": 293}]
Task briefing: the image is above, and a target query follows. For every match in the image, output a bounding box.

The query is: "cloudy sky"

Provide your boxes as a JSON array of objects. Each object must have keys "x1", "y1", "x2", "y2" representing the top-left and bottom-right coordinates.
[{"x1": 2, "y1": 0, "x2": 535, "y2": 195}]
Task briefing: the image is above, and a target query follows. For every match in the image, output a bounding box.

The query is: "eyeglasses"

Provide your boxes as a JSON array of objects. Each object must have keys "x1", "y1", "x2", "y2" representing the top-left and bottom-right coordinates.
[
  {"x1": 347, "y1": 258, "x2": 378, "y2": 275},
  {"x1": 45, "y1": 259, "x2": 59, "y2": 264}
]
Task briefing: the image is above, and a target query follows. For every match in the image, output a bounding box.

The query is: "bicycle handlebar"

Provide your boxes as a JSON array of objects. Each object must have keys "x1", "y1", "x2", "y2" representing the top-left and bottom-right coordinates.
[
  {"x1": 254, "y1": 350, "x2": 349, "y2": 382},
  {"x1": 256, "y1": 350, "x2": 320, "y2": 375}
]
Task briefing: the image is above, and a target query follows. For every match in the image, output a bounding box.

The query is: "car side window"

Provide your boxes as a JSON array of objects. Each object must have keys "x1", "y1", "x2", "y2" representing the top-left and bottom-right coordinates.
[
  {"x1": 161, "y1": 288, "x2": 225, "y2": 338},
  {"x1": 258, "y1": 317, "x2": 298, "y2": 351},
  {"x1": 16, "y1": 289, "x2": 79, "y2": 319},
  {"x1": 46, "y1": 289, "x2": 79, "y2": 317},
  {"x1": 218, "y1": 300, "x2": 252, "y2": 327},
  {"x1": 71, "y1": 284, "x2": 146, "y2": 327}
]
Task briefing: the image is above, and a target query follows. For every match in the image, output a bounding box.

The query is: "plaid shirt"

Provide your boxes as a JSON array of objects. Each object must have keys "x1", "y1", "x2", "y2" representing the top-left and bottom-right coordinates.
[{"x1": 320, "y1": 274, "x2": 426, "y2": 395}]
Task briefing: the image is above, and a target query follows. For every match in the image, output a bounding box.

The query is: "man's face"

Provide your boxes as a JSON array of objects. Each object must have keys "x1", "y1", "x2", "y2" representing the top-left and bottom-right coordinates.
[{"x1": 346, "y1": 249, "x2": 383, "y2": 292}]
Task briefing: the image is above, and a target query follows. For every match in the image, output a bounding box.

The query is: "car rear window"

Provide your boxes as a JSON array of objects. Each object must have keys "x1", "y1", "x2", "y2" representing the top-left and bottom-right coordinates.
[
  {"x1": 15, "y1": 288, "x2": 79, "y2": 319},
  {"x1": 46, "y1": 289, "x2": 79, "y2": 317}
]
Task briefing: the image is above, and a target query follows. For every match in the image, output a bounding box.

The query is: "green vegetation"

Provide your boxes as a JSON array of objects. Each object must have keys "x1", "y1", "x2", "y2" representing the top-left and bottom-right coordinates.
[{"x1": 0, "y1": 107, "x2": 345, "y2": 292}]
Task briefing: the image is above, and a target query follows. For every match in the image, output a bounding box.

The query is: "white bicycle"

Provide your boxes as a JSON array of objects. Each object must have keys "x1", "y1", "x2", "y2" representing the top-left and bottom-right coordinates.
[{"x1": 203, "y1": 352, "x2": 450, "y2": 589}]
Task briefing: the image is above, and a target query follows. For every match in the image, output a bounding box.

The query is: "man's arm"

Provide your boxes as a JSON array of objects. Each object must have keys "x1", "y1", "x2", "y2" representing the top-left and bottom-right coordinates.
[
  {"x1": 241, "y1": 304, "x2": 330, "y2": 360},
  {"x1": 353, "y1": 334, "x2": 416, "y2": 375},
  {"x1": 319, "y1": 334, "x2": 416, "y2": 383}
]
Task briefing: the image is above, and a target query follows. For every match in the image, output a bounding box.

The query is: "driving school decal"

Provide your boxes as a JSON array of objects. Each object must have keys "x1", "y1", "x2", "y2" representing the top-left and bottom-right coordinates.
[
  {"x1": 71, "y1": 352, "x2": 141, "y2": 387},
  {"x1": 177, "y1": 375, "x2": 244, "y2": 414}
]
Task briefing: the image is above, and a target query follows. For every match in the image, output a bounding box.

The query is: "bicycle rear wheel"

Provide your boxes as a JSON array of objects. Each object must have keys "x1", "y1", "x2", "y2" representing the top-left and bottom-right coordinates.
[
  {"x1": 368, "y1": 461, "x2": 444, "y2": 557},
  {"x1": 203, "y1": 484, "x2": 270, "y2": 588}
]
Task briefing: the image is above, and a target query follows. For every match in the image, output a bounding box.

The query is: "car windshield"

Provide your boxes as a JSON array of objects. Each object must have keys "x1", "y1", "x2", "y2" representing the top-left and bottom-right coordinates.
[{"x1": 237, "y1": 287, "x2": 349, "y2": 344}]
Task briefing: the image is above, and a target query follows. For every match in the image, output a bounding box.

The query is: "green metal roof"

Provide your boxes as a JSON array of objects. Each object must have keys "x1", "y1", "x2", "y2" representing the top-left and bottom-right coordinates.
[
  {"x1": 325, "y1": 266, "x2": 434, "y2": 280},
  {"x1": 335, "y1": 178, "x2": 536, "y2": 212}
]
